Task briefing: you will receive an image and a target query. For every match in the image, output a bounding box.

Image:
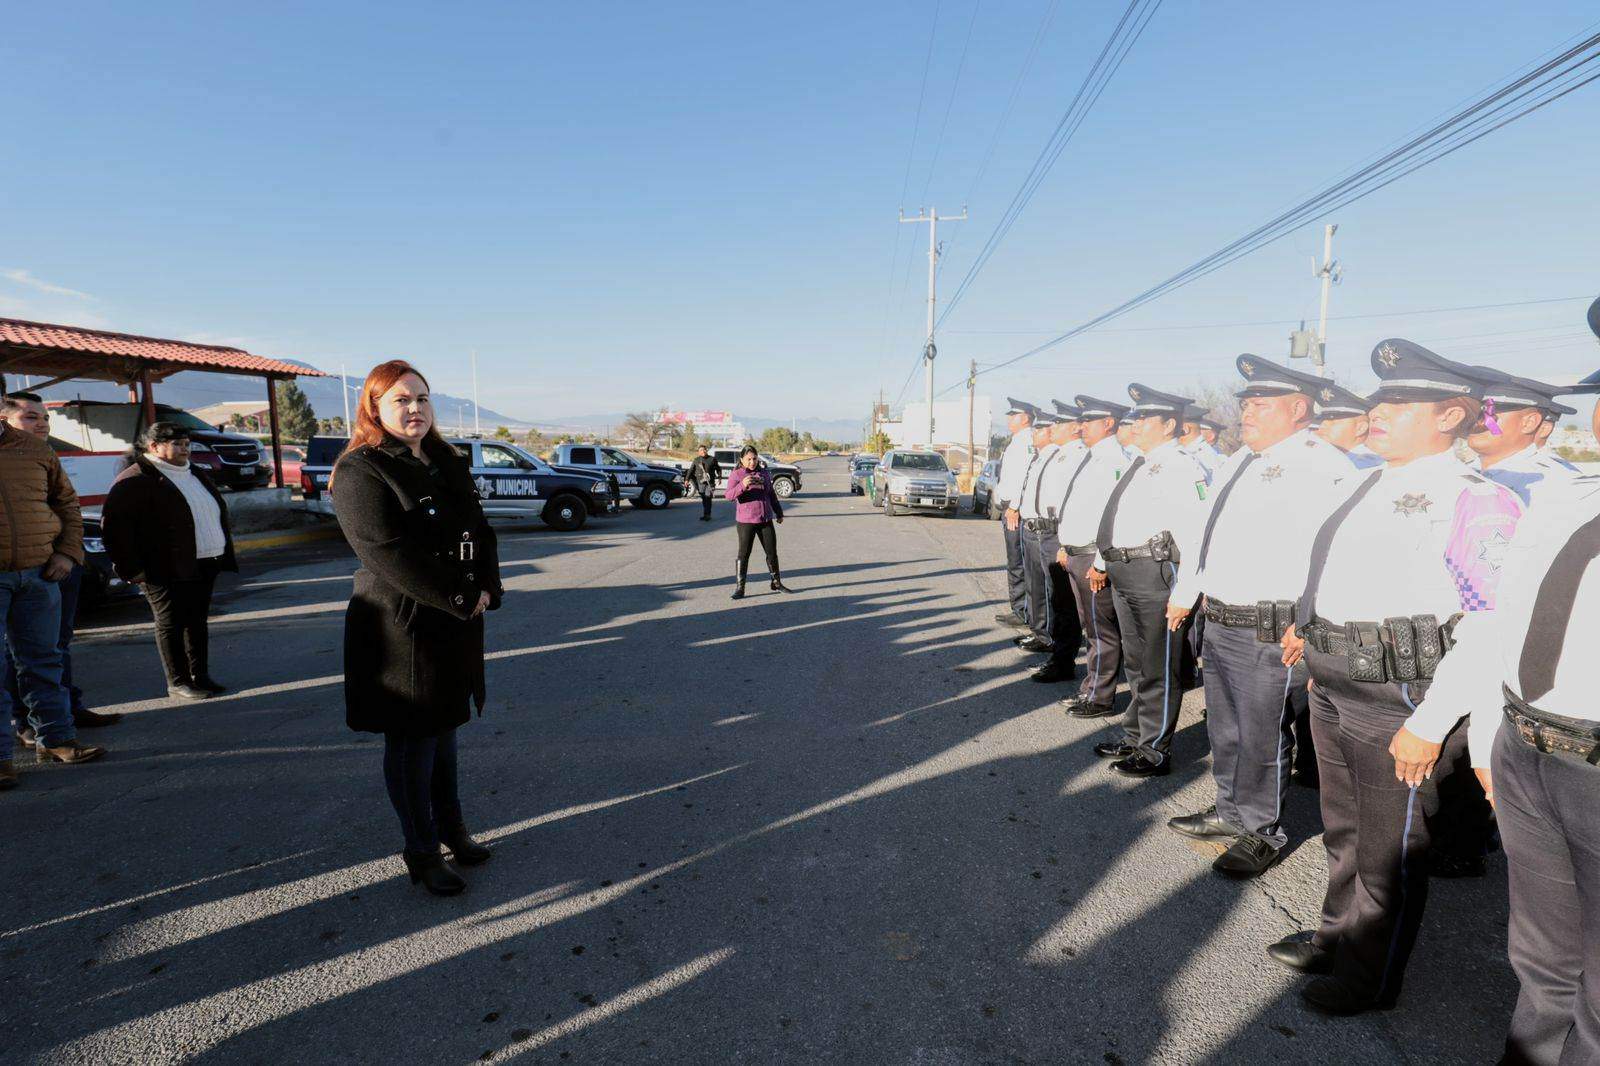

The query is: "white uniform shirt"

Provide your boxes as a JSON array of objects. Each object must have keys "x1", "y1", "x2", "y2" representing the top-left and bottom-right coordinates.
[
  {"x1": 1056, "y1": 436, "x2": 1131, "y2": 549},
  {"x1": 149, "y1": 457, "x2": 227, "y2": 560},
  {"x1": 1408, "y1": 481, "x2": 1600, "y2": 765},
  {"x1": 1306, "y1": 450, "x2": 1521, "y2": 628},
  {"x1": 1018, "y1": 443, "x2": 1062, "y2": 520},
  {"x1": 1093, "y1": 438, "x2": 1210, "y2": 568},
  {"x1": 1169, "y1": 429, "x2": 1351, "y2": 608},
  {"x1": 995, "y1": 429, "x2": 1035, "y2": 509},
  {"x1": 1478, "y1": 444, "x2": 1587, "y2": 510},
  {"x1": 1181, "y1": 438, "x2": 1224, "y2": 484}
]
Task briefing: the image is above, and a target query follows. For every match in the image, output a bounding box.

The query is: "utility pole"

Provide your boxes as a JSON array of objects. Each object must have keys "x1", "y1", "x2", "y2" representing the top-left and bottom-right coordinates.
[
  {"x1": 339, "y1": 362, "x2": 350, "y2": 433},
  {"x1": 966, "y1": 359, "x2": 976, "y2": 486},
  {"x1": 1312, "y1": 224, "x2": 1341, "y2": 377},
  {"x1": 471, "y1": 349, "x2": 481, "y2": 435},
  {"x1": 900, "y1": 206, "x2": 966, "y2": 445}
]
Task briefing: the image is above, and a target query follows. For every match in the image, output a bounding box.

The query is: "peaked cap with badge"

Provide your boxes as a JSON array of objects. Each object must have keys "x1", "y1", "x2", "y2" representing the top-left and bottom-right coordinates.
[
  {"x1": 1468, "y1": 366, "x2": 1576, "y2": 417},
  {"x1": 1051, "y1": 399, "x2": 1083, "y2": 420},
  {"x1": 1030, "y1": 405, "x2": 1060, "y2": 427},
  {"x1": 1367, "y1": 338, "x2": 1483, "y2": 404},
  {"x1": 1234, "y1": 353, "x2": 1325, "y2": 399},
  {"x1": 1005, "y1": 397, "x2": 1037, "y2": 419},
  {"x1": 1181, "y1": 404, "x2": 1209, "y2": 424},
  {"x1": 1125, "y1": 383, "x2": 1194, "y2": 418},
  {"x1": 1075, "y1": 394, "x2": 1131, "y2": 422},
  {"x1": 1309, "y1": 380, "x2": 1372, "y2": 420}
]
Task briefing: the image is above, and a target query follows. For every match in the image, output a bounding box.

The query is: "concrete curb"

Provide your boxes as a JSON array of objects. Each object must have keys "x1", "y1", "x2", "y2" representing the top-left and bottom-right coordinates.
[{"x1": 233, "y1": 525, "x2": 343, "y2": 554}]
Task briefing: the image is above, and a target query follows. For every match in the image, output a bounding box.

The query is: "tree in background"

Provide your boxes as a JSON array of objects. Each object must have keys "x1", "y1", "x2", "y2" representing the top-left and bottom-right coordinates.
[
  {"x1": 758, "y1": 426, "x2": 800, "y2": 453},
  {"x1": 522, "y1": 427, "x2": 546, "y2": 452},
  {"x1": 1180, "y1": 383, "x2": 1245, "y2": 454},
  {"x1": 621, "y1": 411, "x2": 665, "y2": 452},
  {"x1": 318, "y1": 416, "x2": 347, "y2": 436},
  {"x1": 493, "y1": 425, "x2": 513, "y2": 441},
  {"x1": 274, "y1": 379, "x2": 319, "y2": 442},
  {"x1": 864, "y1": 430, "x2": 892, "y2": 455},
  {"x1": 798, "y1": 431, "x2": 816, "y2": 452},
  {"x1": 680, "y1": 422, "x2": 699, "y2": 453}
]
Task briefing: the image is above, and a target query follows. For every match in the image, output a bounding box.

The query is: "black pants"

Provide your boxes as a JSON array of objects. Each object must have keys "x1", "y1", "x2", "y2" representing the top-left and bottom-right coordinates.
[
  {"x1": 1106, "y1": 557, "x2": 1188, "y2": 760},
  {"x1": 736, "y1": 521, "x2": 779, "y2": 574},
  {"x1": 1002, "y1": 519, "x2": 1028, "y2": 620},
  {"x1": 1495, "y1": 724, "x2": 1600, "y2": 1065},
  {"x1": 1039, "y1": 532, "x2": 1081, "y2": 668},
  {"x1": 697, "y1": 483, "x2": 713, "y2": 518},
  {"x1": 1202, "y1": 622, "x2": 1306, "y2": 850},
  {"x1": 143, "y1": 558, "x2": 220, "y2": 686},
  {"x1": 1065, "y1": 552, "x2": 1122, "y2": 712},
  {"x1": 383, "y1": 728, "x2": 463, "y2": 854},
  {"x1": 1306, "y1": 645, "x2": 1465, "y2": 1005}
]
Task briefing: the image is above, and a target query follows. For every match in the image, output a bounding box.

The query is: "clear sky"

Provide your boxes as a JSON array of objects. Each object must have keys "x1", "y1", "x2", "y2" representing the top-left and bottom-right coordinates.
[{"x1": 3, "y1": 1, "x2": 1597, "y2": 428}]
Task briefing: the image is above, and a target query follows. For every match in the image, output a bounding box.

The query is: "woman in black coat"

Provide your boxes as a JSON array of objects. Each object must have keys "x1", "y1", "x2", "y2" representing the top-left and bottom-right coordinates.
[{"x1": 332, "y1": 360, "x2": 503, "y2": 896}]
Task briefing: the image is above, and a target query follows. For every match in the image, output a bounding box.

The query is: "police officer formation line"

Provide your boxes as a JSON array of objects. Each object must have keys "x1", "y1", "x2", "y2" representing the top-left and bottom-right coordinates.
[{"x1": 989, "y1": 295, "x2": 1600, "y2": 1060}]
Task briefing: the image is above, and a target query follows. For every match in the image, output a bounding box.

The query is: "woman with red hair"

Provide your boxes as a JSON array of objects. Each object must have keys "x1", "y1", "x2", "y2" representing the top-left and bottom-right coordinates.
[{"x1": 332, "y1": 361, "x2": 503, "y2": 897}]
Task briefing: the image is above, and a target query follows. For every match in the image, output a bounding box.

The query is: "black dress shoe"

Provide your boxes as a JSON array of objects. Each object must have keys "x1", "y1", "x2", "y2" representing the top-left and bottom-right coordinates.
[
  {"x1": 1167, "y1": 805, "x2": 1236, "y2": 840},
  {"x1": 1213, "y1": 835, "x2": 1281, "y2": 879},
  {"x1": 994, "y1": 612, "x2": 1029, "y2": 628},
  {"x1": 1110, "y1": 753, "x2": 1170, "y2": 778},
  {"x1": 402, "y1": 850, "x2": 466, "y2": 896},
  {"x1": 1265, "y1": 931, "x2": 1333, "y2": 974},
  {"x1": 440, "y1": 827, "x2": 493, "y2": 866},
  {"x1": 191, "y1": 676, "x2": 227, "y2": 695},
  {"x1": 166, "y1": 683, "x2": 212, "y2": 701},
  {"x1": 1428, "y1": 852, "x2": 1486, "y2": 878},
  {"x1": 1015, "y1": 636, "x2": 1054, "y2": 654},
  {"x1": 1030, "y1": 661, "x2": 1075, "y2": 683},
  {"x1": 73, "y1": 708, "x2": 123, "y2": 727},
  {"x1": 1092, "y1": 741, "x2": 1136, "y2": 759},
  {"x1": 1300, "y1": 976, "x2": 1391, "y2": 1016},
  {"x1": 1062, "y1": 695, "x2": 1118, "y2": 719}
]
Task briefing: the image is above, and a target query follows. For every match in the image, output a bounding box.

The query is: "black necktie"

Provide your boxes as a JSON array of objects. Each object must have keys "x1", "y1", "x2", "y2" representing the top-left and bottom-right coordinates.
[
  {"x1": 1295, "y1": 469, "x2": 1383, "y2": 627},
  {"x1": 1056, "y1": 450, "x2": 1096, "y2": 516},
  {"x1": 1194, "y1": 453, "x2": 1259, "y2": 571},
  {"x1": 1095, "y1": 455, "x2": 1146, "y2": 555},
  {"x1": 1517, "y1": 511, "x2": 1600, "y2": 703},
  {"x1": 1031, "y1": 451, "x2": 1060, "y2": 513}
]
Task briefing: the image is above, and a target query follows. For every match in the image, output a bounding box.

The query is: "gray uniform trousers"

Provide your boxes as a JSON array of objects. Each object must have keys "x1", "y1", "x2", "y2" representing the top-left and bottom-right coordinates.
[
  {"x1": 1065, "y1": 551, "x2": 1122, "y2": 711},
  {"x1": 1106, "y1": 557, "x2": 1188, "y2": 760},
  {"x1": 1201, "y1": 622, "x2": 1307, "y2": 850},
  {"x1": 1002, "y1": 518, "x2": 1028, "y2": 620},
  {"x1": 1305, "y1": 644, "x2": 1467, "y2": 1005},
  {"x1": 1020, "y1": 525, "x2": 1054, "y2": 643},
  {"x1": 1494, "y1": 724, "x2": 1600, "y2": 1065}
]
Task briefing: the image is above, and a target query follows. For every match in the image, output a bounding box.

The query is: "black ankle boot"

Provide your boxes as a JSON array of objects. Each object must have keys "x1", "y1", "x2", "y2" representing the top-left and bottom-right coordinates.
[
  {"x1": 769, "y1": 570, "x2": 793, "y2": 593},
  {"x1": 402, "y1": 850, "x2": 466, "y2": 896},
  {"x1": 441, "y1": 826, "x2": 492, "y2": 866},
  {"x1": 731, "y1": 560, "x2": 748, "y2": 600}
]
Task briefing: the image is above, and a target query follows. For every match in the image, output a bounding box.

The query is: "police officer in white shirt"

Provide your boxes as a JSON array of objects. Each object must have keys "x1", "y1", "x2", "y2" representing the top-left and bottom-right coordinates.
[
  {"x1": 1466, "y1": 368, "x2": 1586, "y2": 510},
  {"x1": 1015, "y1": 409, "x2": 1064, "y2": 655},
  {"x1": 1269, "y1": 339, "x2": 1523, "y2": 1015},
  {"x1": 1055, "y1": 396, "x2": 1133, "y2": 719},
  {"x1": 1087, "y1": 384, "x2": 1210, "y2": 778},
  {"x1": 1020, "y1": 403, "x2": 1089, "y2": 682},
  {"x1": 1178, "y1": 407, "x2": 1224, "y2": 484},
  {"x1": 1114, "y1": 413, "x2": 1137, "y2": 452},
  {"x1": 1313, "y1": 382, "x2": 1384, "y2": 470},
  {"x1": 995, "y1": 399, "x2": 1037, "y2": 629},
  {"x1": 1164, "y1": 356, "x2": 1352, "y2": 877}
]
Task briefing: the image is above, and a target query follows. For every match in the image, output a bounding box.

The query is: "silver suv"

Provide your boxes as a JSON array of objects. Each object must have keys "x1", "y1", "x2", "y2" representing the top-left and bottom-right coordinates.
[{"x1": 872, "y1": 450, "x2": 959, "y2": 516}]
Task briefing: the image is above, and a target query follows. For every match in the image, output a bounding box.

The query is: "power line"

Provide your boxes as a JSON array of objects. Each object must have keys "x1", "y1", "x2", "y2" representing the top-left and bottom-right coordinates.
[
  {"x1": 917, "y1": 0, "x2": 984, "y2": 208},
  {"x1": 948, "y1": 30, "x2": 1600, "y2": 395}
]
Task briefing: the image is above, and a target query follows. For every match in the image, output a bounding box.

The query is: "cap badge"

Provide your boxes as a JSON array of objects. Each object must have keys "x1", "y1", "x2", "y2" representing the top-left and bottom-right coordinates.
[
  {"x1": 1129, "y1": 386, "x2": 1142, "y2": 400},
  {"x1": 1393, "y1": 492, "x2": 1432, "y2": 516},
  {"x1": 1320, "y1": 387, "x2": 1335, "y2": 402},
  {"x1": 1377, "y1": 344, "x2": 1400, "y2": 368},
  {"x1": 1240, "y1": 359, "x2": 1255, "y2": 375},
  {"x1": 1260, "y1": 465, "x2": 1284, "y2": 482}
]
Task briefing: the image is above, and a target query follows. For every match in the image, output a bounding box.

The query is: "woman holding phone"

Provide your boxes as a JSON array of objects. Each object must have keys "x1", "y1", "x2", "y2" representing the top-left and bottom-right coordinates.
[
  {"x1": 332, "y1": 360, "x2": 503, "y2": 897},
  {"x1": 724, "y1": 444, "x2": 793, "y2": 599}
]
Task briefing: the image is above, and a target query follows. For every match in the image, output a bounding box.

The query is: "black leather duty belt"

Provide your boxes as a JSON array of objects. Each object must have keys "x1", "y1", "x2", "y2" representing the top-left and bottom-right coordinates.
[
  {"x1": 1062, "y1": 543, "x2": 1098, "y2": 557},
  {"x1": 1022, "y1": 517, "x2": 1058, "y2": 534},
  {"x1": 1502, "y1": 686, "x2": 1600, "y2": 765},
  {"x1": 1204, "y1": 597, "x2": 1296, "y2": 643},
  {"x1": 1302, "y1": 614, "x2": 1458, "y2": 683},
  {"x1": 1101, "y1": 534, "x2": 1175, "y2": 564}
]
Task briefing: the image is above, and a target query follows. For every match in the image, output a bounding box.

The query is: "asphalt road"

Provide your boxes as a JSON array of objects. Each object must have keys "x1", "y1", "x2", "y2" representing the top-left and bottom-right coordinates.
[{"x1": 4, "y1": 458, "x2": 1514, "y2": 1064}]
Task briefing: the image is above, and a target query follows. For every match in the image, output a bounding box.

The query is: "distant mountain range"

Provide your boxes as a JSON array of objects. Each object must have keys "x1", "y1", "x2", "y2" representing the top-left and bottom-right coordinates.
[{"x1": 25, "y1": 366, "x2": 862, "y2": 441}]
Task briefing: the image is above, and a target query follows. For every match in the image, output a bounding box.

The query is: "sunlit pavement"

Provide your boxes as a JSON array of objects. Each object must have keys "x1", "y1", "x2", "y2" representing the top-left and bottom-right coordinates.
[{"x1": 5, "y1": 458, "x2": 1510, "y2": 1064}]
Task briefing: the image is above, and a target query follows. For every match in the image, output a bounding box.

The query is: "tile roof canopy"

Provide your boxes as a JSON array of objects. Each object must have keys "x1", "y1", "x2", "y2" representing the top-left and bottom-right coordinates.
[{"x1": 0, "y1": 317, "x2": 326, "y2": 378}]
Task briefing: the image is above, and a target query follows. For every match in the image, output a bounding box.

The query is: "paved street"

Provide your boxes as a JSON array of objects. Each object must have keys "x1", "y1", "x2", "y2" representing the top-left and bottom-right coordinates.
[{"x1": 6, "y1": 458, "x2": 1513, "y2": 1065}]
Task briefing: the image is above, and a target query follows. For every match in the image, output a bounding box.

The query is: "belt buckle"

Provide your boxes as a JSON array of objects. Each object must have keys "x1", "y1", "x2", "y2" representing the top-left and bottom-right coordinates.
[
  {"x1": 1514, "y1": 715, "x2": 1540, "y2": 749},
  {"x1": 460, "y1": 539, "x2": 476, "y2": 562}
]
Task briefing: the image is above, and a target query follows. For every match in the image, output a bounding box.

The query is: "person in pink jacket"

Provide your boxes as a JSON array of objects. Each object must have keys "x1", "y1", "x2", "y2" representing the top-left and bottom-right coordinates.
[{"x1": 724, "y1": 445, "x2": 793, "y2": 599}]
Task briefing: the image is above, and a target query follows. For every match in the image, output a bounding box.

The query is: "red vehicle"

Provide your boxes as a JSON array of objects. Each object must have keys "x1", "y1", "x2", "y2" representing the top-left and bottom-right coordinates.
[{"x1": 273, "y1": 444, "x2": 306, "y2": 489}]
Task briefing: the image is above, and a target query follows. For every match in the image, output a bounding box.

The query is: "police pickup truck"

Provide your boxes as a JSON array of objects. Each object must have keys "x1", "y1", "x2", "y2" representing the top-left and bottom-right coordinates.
[
  {"x1": 546, "y1": 443, "x2": 685, "y2": 509},
  {"x1": 708, "y1": 447, "x2": 803, "y2": 498},
  {"x1": 300, "y1": 436, "x2": 617, "y2": 531}
]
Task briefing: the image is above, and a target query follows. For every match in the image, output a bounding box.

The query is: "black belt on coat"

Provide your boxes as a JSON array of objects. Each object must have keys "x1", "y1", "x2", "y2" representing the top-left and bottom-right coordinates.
[
  {"x1": 1022, "y1": 517, "x2": 1058, "y2": 534},
  {"x1": 1502, "y1": 686, "x2": 1600, "y2": 764},
  {"x1": 1061, "y1": 542, "x2": 1097, "y2": 557},
  {"x1": 1101, "y1": 533, "x2": 1175, "y2": 564},
  {"x1": 1204, "y1": 596, "x2": 1296, "y2": 643}
]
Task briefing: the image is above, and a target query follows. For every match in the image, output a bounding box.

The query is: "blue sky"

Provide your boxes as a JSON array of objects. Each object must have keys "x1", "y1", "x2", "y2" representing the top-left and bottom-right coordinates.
[{"x1": 3, "y1": 1, "x2": 1598, "y2": 428}]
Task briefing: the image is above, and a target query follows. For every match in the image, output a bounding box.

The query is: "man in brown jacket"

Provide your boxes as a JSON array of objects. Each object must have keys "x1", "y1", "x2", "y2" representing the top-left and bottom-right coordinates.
[{"x1": 0, "y1": 394, "x2": 105, "y2": 788}]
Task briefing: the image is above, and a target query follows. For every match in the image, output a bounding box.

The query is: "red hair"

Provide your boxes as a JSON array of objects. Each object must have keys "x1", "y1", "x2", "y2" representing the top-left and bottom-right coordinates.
[{"x1": 334, "y1": 360, "x2": 448, "y2": 479}]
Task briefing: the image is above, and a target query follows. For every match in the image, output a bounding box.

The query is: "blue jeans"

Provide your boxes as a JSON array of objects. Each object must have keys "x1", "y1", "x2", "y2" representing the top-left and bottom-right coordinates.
[
  {"x1": 6, "y1": 563, "x2": 85, "y2": 719},
  {"x1": 0, "y1": 567, "x2": 76, "y2": 758}
]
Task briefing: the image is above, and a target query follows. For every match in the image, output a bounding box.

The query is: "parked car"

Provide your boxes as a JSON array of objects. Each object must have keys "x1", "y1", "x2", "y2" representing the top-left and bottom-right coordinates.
[
  {"x1": 871, "y1": 449, "x2": 959, "y2": 516},
  {"x1": 271, "y1": 444, "x2": 306, "y2": 490},
  {"x1": 971, "y1": 458, "x2": 1002, "y2": 518},
  {"x1": 849, "y1": 455, "x2": 879, "y2": 496},
  {"x1": 298, "y1": 435, "x2": 348, "y2": 500},
  {"x1": 46, "y1": 400, "x2": 271, "y2": 491},
  {"x1": 546, "y1": 444, "x2": 685, "y2": 509},
  {"x1": 707, "y1": 447, "x2": 803, "y2": 498}
]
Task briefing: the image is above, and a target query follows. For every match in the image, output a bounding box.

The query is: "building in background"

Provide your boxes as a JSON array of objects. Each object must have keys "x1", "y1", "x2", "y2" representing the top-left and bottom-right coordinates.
[
  {"x1": 657, "y1": 409, "x2": 747, "y2": 446},
  {"x1": 890, "y1": 397, "x2": 995, "y2": 459}
]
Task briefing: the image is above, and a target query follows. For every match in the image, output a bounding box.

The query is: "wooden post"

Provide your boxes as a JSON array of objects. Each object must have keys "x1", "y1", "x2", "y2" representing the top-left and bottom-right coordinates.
[
  {"x1": 138, "y1": 368, "x2": 156, "y2": 429},
  {"x1": 265, "y1": 375, "x2": 284, "y2": 489}
]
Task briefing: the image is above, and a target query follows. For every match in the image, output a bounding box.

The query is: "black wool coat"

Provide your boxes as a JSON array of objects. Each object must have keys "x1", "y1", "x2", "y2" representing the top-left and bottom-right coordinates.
[
  {"x1": 102, "y1": 457, "x2": 238, "y2": 584},
  {"x1": 332, "y1": 437, "x2": 503, "y2": 736}
]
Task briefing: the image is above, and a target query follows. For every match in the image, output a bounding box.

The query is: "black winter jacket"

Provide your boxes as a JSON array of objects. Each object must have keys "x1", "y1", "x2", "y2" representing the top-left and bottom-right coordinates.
[
  {"x1": 101, "y1": 457, "x2": 237, "y2": 584},
  {"x1": 687, "y1": 454, "x2": 720, "y2": 489},
  {"x1": 332, "y1": 437, "x2": 503, "y2": 736}
]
